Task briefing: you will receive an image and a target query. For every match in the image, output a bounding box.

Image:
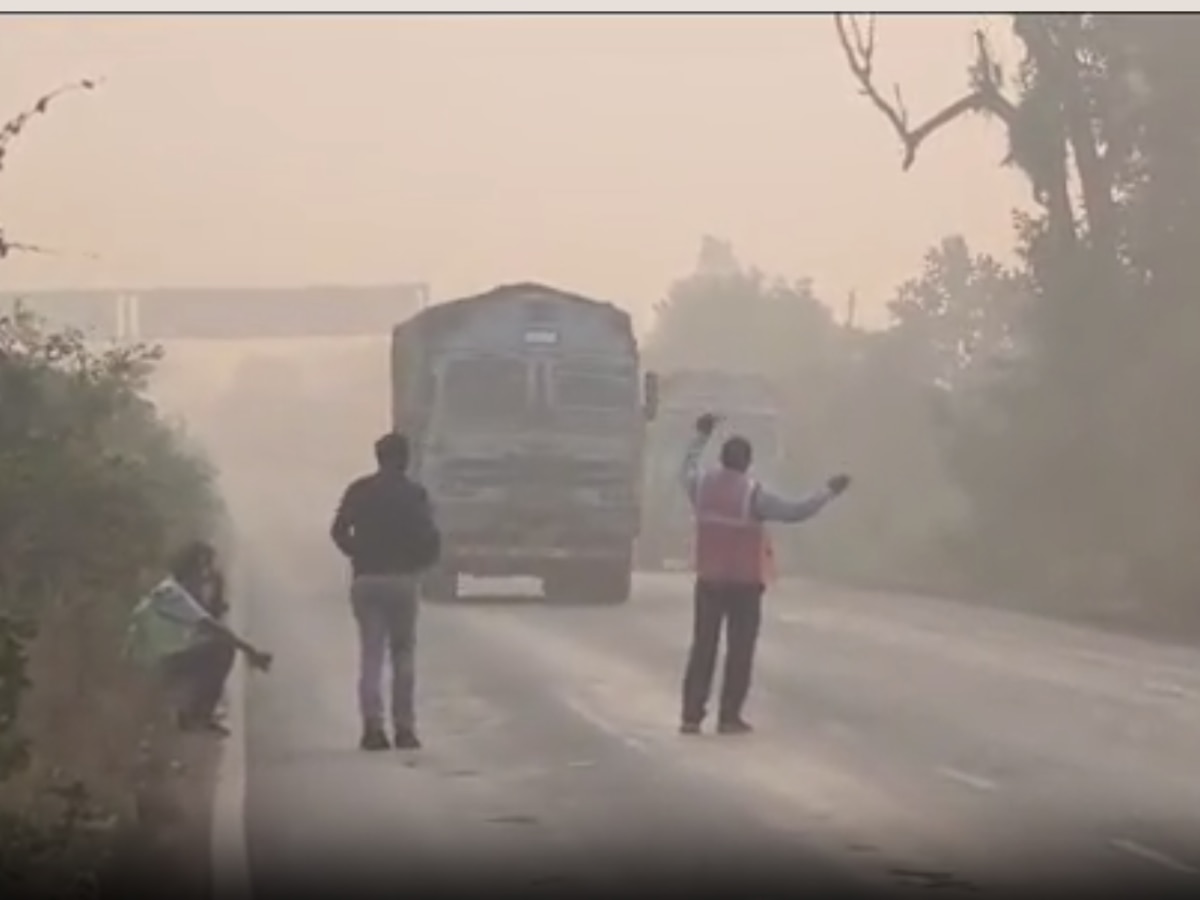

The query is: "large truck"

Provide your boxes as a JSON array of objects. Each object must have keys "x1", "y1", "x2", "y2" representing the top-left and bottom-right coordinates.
[
  {"x1": 637, "y1": 369, "x2": 783, "y2": 570},
  {"x1": 391, "y1": 282, "x2": 658, "y2": 605}
]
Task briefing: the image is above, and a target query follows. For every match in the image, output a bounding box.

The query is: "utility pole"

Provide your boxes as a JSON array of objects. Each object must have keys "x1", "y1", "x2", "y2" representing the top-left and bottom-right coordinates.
[
  {"x1": 844, "y1": 290, "x2": 858, "y2": 330},
  {"x1": 116, "y1": 294, "x2": 140, "y2": 342}
]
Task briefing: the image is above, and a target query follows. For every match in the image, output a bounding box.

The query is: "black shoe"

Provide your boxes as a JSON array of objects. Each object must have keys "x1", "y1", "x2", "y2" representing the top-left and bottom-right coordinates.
[
  {"x1": 717, "y1": 717, "x2": 753, "y2": 735},
  {"x1": 360, "y1": 725, "x2": 391, "y2": 751},
  {"x1": 680, "y1": 721, "x2": 702, "y2": 735},
  {"x1": 393, "y1": 728, "x2": 421, "y2": 750}
]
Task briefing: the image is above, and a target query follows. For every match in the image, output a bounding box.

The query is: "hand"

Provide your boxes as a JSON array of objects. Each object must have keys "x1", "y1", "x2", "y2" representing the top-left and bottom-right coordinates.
[
  {"x1": 695, "y1": 413, "x2": 721, "y2": 437},
  {"x1": 246, "y1": 649, "x2": 273, "y2": 673},
  {"x1": 826, "y1": 473, "x2": 852, "y2": 496}
]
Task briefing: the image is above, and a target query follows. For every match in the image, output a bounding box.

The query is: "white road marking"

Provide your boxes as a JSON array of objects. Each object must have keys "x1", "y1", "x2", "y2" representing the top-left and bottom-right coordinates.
[
  {"x1": 211, "y1": 555, "x2": 253, "y2": 900},
  {"x1": 1141, "y1": 679, "x2": 1195, "y2": 699},
  {"x1": 1109, "y1": 838, "x2": 1199, "y2": 875},
  {"x1": 935, "y1": 767, "x2": 998, "y2": 793},
  {"x1": 559, "y1": 694, "x2": 652, "y2": 755}
]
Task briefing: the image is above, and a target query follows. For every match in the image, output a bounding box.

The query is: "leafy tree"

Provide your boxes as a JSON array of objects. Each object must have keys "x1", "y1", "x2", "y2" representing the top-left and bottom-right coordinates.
[
  {"x1": 884, "y1": 235, "x2": 1028, "y2": 396},
  {"x1": 646, "y1": 235, "x2": 840, "y2": 378},
  {"x1": 836, "y1": 14, "x2": 1200, "y2": 620}
]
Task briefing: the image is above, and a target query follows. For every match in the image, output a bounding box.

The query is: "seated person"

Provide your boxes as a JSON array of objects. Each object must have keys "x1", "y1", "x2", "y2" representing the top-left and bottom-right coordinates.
[{"x1": 126, "y1": 540, "x2": 271, "y2": 736}]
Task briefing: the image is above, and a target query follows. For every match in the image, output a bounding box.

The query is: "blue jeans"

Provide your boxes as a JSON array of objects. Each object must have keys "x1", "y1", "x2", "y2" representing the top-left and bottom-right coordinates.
[{"x1": 350, "y1": 574, "x2": 419, "y2": 732}]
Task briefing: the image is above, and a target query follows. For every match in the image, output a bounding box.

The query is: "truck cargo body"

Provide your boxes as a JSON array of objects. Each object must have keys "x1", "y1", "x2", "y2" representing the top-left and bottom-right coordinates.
[{"x1": 391, "y1": 283, "x2": 653, "y2": 604}]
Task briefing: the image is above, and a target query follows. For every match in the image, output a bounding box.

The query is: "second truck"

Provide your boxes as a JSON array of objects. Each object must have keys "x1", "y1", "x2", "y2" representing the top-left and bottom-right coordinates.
[
  {"x1": 390, "y1": 282, "x2": 658, "y2": 605},
  {"x1": 637, "y1": 369, "x2": 784, "y2": 571}
]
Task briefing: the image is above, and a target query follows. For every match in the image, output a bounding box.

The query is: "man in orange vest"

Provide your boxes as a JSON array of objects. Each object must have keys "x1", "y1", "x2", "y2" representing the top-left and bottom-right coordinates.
[{"x1": 679, "y1": 412, "x2": 851, "y2": 735}]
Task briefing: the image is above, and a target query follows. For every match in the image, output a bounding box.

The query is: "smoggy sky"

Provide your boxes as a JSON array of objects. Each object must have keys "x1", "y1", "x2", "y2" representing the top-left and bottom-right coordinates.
[{"x1": 0, "y1": 14, "x2": 1029, "y2": 330}]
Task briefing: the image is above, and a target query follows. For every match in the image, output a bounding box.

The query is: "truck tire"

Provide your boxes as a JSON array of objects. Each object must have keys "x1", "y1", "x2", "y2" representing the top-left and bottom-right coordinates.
[
  {"x1": 422, "y1": 569, "x2": 458, "y2": 604},
  {"x1": 540, "y1": 571, "x2": 572, "y2": 604},
  {"x1": 588, "y1": 562, "x2": 633, "y2": 606},
  {"x1": 543, "y1": 557, "x2": 633, "y2": 606},
  {"x1": 572, "y1": 561, "x2": 634, "y2": 606}
]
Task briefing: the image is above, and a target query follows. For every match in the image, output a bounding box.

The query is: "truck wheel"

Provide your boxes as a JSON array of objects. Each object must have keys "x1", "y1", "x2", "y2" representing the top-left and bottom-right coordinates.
[
  {"x1": 590, "y1": 564, "x2": 632, "y2": 605},
  {"x1": 540, "y1": 571, "x2": 572, "y2": 604},
  {"x1": 543, "y1": 560, "x2": 633, "y2": 606},
  {"x1": 577, "y1": 560, "x2": 633, "y2": 606},
  {"x1": 422, "y1": 569, "x2": 458, "y2": 604}
]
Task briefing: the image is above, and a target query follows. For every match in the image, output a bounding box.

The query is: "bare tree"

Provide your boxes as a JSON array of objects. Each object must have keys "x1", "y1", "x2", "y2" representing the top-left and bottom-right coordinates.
[
  {"x1": 833, "y1": 14, "x2": 1126, "y2": 266},
  {"x1": 833, "y1": 14, "x2": 1016, "y2": 172}
]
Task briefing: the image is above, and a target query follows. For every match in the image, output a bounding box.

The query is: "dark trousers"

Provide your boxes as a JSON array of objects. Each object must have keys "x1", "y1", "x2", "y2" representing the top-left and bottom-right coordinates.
[
  {"x1": 160, "y1": 636, "x2": 236, "y2": 723},
  {"x1": 681, "y1": 578, "x2": 765, "y2": 725},
  {"x1": 350, "y1": 574, "x2": 419, "y2": 732}
]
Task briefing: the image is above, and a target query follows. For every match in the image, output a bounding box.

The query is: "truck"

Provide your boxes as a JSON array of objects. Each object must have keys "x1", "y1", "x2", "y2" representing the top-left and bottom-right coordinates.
[
  {"x1": 390, "y1": 282, "x2": 658, "y2": 605},
  {"x1": 636, "y1": 369, "x2": 783, "y2": 571}
]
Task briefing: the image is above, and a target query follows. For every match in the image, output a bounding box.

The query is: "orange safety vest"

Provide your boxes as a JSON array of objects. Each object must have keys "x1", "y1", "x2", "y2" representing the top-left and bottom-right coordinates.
[{"x1": 694, "y1": 468, "x2": 769, "y2": 585}]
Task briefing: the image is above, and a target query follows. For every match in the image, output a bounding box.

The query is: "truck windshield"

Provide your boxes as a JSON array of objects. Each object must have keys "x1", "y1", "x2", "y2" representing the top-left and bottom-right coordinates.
[
  {"x1": 440, "y1": 357, "x2": 530, "y2": 423},
  {"x1": 552, "y1": 366, "x2": 636, "y2": 411}
]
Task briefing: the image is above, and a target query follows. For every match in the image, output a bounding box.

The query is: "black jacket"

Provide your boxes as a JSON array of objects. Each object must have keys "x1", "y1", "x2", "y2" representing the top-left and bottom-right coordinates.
[{"x1": 330, "y1": 469, "x2": 441, "y2": 577}]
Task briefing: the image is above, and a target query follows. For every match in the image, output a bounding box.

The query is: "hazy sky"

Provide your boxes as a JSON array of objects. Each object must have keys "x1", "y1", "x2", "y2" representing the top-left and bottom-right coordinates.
[{"x1": 0, "y1": 14, "x2": 1028, "y2": 330}]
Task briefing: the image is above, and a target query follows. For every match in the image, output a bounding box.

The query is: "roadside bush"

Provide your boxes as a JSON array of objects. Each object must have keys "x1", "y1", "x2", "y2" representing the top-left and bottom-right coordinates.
[{"x1": 0, "y1": 303, "x2": 226, "y2": 895}]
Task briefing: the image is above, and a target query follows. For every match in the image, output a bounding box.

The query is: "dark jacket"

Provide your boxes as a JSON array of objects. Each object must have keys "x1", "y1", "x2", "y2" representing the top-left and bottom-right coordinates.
[{"x1": 330, "y1": 469, "x2": 441, "y2": 577}]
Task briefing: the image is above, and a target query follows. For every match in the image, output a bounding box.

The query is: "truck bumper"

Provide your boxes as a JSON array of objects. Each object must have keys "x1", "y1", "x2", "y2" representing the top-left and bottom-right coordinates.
[{"x1": 435, "y1": 500, "x2": 637, "y2": 576}]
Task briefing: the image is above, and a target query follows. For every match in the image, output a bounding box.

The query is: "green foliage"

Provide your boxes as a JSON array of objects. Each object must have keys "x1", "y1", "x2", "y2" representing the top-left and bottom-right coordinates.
[
  {"x1": 647, "y1": 235, "x2": 842, "y2": 379},
  {"x1": 0, "y1": 303, "x2": 224, "y2": 892},
  {"x1": 1, "y1": 305, "x2": 219, "y2": 604},
  {"x1": 0, "y1": 79, "x2": 221, "y2": 825}
]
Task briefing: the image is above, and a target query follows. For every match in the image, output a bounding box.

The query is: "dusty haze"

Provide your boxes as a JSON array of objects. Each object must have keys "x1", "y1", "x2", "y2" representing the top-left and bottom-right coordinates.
[{"x1": 0, "y1": 14, "x2": 1027, "y2": 330}]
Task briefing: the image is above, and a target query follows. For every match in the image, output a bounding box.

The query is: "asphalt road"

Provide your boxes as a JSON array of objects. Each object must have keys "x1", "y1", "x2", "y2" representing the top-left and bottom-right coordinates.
[{"x1": 236, "y1": 529, "x2": 1200, "y2": 899}]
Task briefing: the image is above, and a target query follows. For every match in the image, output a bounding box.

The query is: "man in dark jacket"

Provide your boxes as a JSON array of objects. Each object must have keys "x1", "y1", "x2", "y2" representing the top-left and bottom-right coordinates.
[{"x1": 331, "y1": 431, "x2": 441, "y2": 751}]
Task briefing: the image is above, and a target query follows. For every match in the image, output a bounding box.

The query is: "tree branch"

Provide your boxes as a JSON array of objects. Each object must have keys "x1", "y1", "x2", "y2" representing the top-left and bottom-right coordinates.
[
  {"x1": 0, "y1": 79, "x2": 100, "y2": 176},
  {"x1": 834, "y1": 14, "x2": 1017, "y2": 170},
  {"x1": 0, "y1": 79, "x2": 101, "y2": 260}
]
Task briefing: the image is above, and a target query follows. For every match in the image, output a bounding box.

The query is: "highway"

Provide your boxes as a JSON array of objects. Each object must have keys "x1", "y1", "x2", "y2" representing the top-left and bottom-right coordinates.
[{"x1": 233, "y1": 526, "x2": 1200, "y2": 898}]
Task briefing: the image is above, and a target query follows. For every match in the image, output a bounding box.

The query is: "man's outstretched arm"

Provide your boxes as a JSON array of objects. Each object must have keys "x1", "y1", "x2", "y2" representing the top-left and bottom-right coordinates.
[
  {"x1": 680, "y1": 412, "x2": 721, "y2": 508},
  {"x1": 752, "y1": 484, "x2": 835, "y2": 524},
  {"x1": 752, "y1": 474, "x2": 851, "y2": 524}
]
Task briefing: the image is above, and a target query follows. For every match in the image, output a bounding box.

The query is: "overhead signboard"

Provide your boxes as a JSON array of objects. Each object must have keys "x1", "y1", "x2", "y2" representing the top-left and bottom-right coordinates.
[
  {"x1": 0, "y1": 283, "x2": 430, "y2": 341},
  {"x1": 0, "y1": 290, "x2": 121, "y2": 338}
]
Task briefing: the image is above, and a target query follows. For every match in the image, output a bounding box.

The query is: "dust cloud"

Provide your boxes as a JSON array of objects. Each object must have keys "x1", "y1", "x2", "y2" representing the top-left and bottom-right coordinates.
[{"x1": 147, "y1": 337, "x2": 389, "y2": 570}]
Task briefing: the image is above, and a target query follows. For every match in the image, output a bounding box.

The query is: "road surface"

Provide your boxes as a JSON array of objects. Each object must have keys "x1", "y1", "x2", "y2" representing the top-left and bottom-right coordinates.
[{"x1": 236, "y1": 531, "x2": 1200, "y2": 899}]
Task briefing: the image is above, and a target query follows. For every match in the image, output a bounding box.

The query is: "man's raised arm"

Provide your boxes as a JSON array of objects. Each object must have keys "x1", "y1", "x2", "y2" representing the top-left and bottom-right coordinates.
[{"x1": 680, "y1": 413, "x2": 720, "y2": 508}]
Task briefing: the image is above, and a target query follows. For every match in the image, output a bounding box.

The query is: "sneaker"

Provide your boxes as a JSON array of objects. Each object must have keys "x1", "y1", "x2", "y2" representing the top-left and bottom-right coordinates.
[
  {"x1": 393, "y1": 728, "x2": 421, "y2": 750},
  {"x1": 680, "y1": 721, "x2": 702, "y2": 735},
  {"x1": 717, "y1": 718, "x2": 753, "y2": 735},
  {"x1": 360, "y1": 725, "x2": 391, "y2": 752},
  {"x1": 178, "y1": 713, "x2": 230, "y2": 738},
  {"x1": 200, "y1": 719, "x2": 232, "y2": 738}
]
